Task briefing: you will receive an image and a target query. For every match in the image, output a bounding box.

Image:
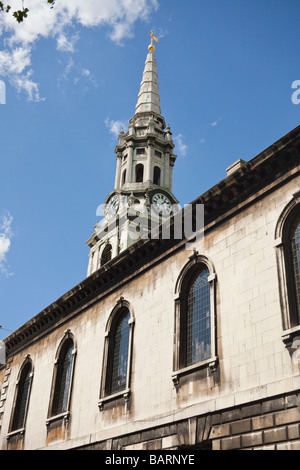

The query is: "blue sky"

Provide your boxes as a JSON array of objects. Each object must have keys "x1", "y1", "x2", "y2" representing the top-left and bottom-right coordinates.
[{"x1": 0, "y1": 0, "x2": 300, "y2": 339}]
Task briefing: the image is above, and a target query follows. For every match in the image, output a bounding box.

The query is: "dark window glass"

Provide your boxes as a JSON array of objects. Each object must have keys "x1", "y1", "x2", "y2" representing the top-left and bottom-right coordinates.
[
  {"x1": 153, "y1": 166, "x2": 161, "y2": 185},
  {"x1": 110, "y1": 311, "x2": 130, "y2": 394},
  {"x1": 135, "y1": 164, "x2": 144, "y2": 183},
  {"x1": 186, "y1": 268, "x2": 211, "y2": 366},
  {"x1": 291, "y1": 216, "x2": 300, "y2": 323},
  {"x1": 101, "y1": 244, "x2": 112, "y2": 265},
  {"x1": 52, "y1": 340, "x2": 74, "y2": 416},
  {"x1": 122, "y1": 169, "x2": 127, "y2": 185},
  {"x1": 12, "y1": 363, "x2": 31, "y2": 431}
]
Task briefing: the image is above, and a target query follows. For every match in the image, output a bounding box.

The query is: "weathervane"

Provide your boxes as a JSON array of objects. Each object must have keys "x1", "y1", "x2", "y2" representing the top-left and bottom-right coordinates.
[{"x1": 147, "y1": 30, "x2": 159, "y2": 53}]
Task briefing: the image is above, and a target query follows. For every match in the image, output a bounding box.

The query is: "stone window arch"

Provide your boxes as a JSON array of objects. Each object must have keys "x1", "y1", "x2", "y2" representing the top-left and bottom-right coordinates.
[
  {"x1": 275, "y1": 192, "x2": 300, "y2": 345},
  {"x1": 172, "y1": 251, "x2": 218, "y2": 384},
  {"x1": 99, "y1": 298, "x2": 134, "y2": 410}
]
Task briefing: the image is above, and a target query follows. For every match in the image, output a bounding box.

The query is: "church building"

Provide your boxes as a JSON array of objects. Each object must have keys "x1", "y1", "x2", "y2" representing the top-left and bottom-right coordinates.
[{"x1": 1, "y1": 34, "x2": 300, "y2": 451}]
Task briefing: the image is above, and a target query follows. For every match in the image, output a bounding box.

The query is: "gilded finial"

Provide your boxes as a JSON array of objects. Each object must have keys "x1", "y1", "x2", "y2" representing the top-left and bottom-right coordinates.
[{"x1": 147, "y1": 30, "x2": 159, "y2": 53}]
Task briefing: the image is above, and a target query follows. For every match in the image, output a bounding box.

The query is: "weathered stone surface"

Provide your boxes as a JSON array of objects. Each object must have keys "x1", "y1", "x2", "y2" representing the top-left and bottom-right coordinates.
[
  {"x1": 221, "y1": 436, "x2": 241, "y2": 450},
  {"x1": 231, "y1": 418, "x2": 251, "y2": 435},
  {"x1": 252, "y1": 414, "x2": 274, "y2": 430},
  {"x1": 264, "y1": 426, "x2": 287, "y2": 444},
  {"x1": 210, "y1": 423, "x2": 231, "y2": 439},
  {"x1": 241, "y1": 431, "x2": 263, "y2": 448},
  {"x1": 287, "y1": 423, "x2": 300, "y2": 440},
  {"x1": 274, "y1": 408, "x2": 300, "y2": 426}
]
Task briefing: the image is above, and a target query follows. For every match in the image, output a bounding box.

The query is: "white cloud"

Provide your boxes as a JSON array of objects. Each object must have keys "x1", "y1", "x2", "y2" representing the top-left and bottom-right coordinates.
[
  {"x1": 56, "y1": 32, "x2": 80, "y2": 53},
  {"x1": 174, "y1": 134, "x2": 188, "y2": 157},
  {"x1": 0, "y1": 46, "x2": 44, "y2": 100},
  {"x1": 0, "y1": 0, "x2": 159, "y2": 100},
  {"x1": 58, "y1": 56, "x2": 97, "y2": 93},
  {"x1": 0, "y1": 47, "x2": 30, "y2": 75},
  {"x1": 210, "y1": 118, "x2": 221, "y2": 127},
  {"x1": 0, "y1": 211, "x2": 13, "y2": 278},
  {"x1": 81, "y1": 69, "x2": 90, "y2": 78},
  {"x1": 105, "y1": 117, "x2": 127, "y2": 138}
]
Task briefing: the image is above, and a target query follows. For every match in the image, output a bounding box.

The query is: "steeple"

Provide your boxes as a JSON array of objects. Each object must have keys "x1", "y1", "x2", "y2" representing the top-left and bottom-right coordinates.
[
  {"x1": 86, "y1": 32, "x2": 179, "y2": 276},
  {"x1": 135, "y1": 50, "x2": 161, "y2": 116}
]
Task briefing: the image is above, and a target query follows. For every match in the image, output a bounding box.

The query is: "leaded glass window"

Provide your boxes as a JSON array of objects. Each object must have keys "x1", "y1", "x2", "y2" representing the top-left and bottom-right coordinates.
[
  {"x1": 52, "y1": 339, "x2": 74, "y2": 416},
  {"x1": 110, "y1": 310, "x2": 130, "y2": 395},
  {"x1": 186, "y1": 267, "x2": 211, "y2": 366},
  {"x1": 11, "y1": 362, "x2": 32, "y2": 431},
  {"x1": 290, "y1": 215, "x2": 300, "y2": 323}
]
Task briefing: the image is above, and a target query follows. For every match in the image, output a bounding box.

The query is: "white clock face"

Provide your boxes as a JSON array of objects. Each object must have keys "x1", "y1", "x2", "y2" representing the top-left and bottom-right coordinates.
[
  {"x1": 105, "y1": 195, "x2": 119, "y2": 220},
  {"x1": 152, "y1": 192, "x2": 172, "y2": 216}
]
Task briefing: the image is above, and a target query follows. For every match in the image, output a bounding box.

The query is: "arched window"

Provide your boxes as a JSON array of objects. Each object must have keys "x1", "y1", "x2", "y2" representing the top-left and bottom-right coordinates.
[
  {"x1": 173, "y1": 253, "x2": 217, "y2": 383},
  {"x1": 186, "y1": 267, "x2": 211, "y2": 366},
  {"x1": 289, "y1": 214, "x2": 300, "y2": 323},
  {"x1": 110, "y1": 310, "x2": 130, "y2": 394},
  {"x1": 275, "y1": 197, "x2": 300, "y2": 339},
  {"x1": 101, "y1": 244, "x2": 112, "y2": 266},
  {"x1": 135, "y1": 164, "x2": 144, "y2": 183},
  {"x1": 99, "y1": 299, "x2": 134, "y2": 409},
  {"x1": 10, "y1": 357, "x2": 33, "y2": 432},
  {"x1": 49, "y1": 334, "x2": 76, "y2": 418},
  {"x1": 153, "y1": 166, "x2": 161, "y2": 186}
]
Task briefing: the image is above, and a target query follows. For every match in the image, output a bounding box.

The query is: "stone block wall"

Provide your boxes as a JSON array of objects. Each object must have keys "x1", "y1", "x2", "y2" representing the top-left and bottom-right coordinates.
[
  {"x1": 75, "y1": 391, "x2": 300, "y2": 451},
  {"x1": 209, "y1": 392, "x2": 300, "y2": 450}
]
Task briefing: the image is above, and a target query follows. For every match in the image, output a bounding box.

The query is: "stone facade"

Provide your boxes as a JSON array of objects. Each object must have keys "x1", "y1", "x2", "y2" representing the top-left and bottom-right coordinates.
[{"x1": 1, "y1": 41, "x2": 300, "y2": 450}]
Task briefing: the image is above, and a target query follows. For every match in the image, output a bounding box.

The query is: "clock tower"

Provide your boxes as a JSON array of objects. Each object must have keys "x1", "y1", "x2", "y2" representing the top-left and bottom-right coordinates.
[{"x1": 86, "y1": 33, "x2": 179, "y2": 276}]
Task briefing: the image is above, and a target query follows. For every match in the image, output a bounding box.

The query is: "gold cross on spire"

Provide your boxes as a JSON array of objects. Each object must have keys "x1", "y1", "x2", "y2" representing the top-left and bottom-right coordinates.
[{"x1": 147, "y1": 30, "x2": 159, "y2": 53}]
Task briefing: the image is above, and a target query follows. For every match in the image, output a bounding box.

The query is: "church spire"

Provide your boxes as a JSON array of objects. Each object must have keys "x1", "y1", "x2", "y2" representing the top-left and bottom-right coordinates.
[
  {"x1": 135, "y1": 32, "x2": 161, "y2": 116},
  {"x1": 86, "y1": 32, "x2": 179, "y2": 276}
]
